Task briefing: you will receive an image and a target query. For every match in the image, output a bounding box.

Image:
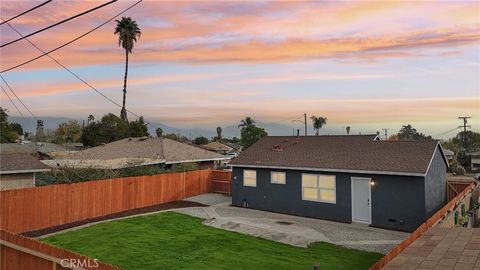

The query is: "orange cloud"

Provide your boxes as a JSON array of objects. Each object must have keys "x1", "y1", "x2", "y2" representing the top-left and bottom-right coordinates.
[{"x1": 1, "y1": 1, "x2": 479, "y2": 72}]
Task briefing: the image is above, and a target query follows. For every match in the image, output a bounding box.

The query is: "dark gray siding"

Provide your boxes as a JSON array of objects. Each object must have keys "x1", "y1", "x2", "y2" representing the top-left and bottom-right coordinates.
[
  {"x1": 370, "y1": 174, "x2": 425, "y2": 231},
  {"x1": 424, "y1": 146, "x2": 447, "y2": 218},
  {"x1": 232, "y1": 168, "x2": 352, "y2": 222},
  {"x1": 232, "y1": 167, "x2": 426, "y2": 232}
]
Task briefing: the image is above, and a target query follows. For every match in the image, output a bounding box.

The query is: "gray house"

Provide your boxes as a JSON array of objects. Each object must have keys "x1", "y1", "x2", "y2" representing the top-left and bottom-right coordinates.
[{"x1": 230, "y1": 135, "x2": 448, "y2": 232}]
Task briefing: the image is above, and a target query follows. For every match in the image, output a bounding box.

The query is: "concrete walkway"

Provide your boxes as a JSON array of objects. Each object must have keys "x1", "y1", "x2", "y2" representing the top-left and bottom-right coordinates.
[{"x1": 176, "y1": 193, "x2": 408, "y2": 254}]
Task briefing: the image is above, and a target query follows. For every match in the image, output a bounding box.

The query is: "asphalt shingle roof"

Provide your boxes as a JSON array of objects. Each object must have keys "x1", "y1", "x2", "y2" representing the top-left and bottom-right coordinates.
[
  {"x1": 67, "y1": 137, "x2": 228, "y2": 163},
  {"x1": 230, "y1": 135, "x2": 443, "y2": 175},
  {"x1": 0, "y1": 153, "x2": 50, "y2": 173}
]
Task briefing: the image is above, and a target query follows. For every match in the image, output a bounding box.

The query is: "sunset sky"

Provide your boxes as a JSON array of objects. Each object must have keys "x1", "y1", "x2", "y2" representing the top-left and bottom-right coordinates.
[{"x1": 0, "y1": 1, "x2": 479, "y2": 137}]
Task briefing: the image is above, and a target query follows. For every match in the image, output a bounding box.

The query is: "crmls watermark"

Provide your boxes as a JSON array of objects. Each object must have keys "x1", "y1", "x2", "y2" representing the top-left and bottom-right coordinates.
[{"x1": 60, "y1": 258, "x2": 99, "y2": 268}]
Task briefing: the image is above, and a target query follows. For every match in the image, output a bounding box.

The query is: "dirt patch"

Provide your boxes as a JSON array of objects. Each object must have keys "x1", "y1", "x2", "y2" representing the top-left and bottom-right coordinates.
[{"x1": 22, "y1": 200, "x2": 206, "y2": 238}]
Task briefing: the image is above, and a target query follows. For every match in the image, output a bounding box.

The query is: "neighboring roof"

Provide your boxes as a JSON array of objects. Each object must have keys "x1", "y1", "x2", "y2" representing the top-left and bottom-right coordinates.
[
  {"x1": 162, "y1": 139, "x2": 229, "y2": 164},
  {"x1": 443, "y1": 149, "x2": 454, "y2": 156},
  {"x1": 50, "y1": 137, "x2": 229, "y2": 169},
  {"x1": 0, "y1": 142, "x2": 76, "y2": 155},
  {"x1": 0, "y1": 153, "x2": 50, "y2": 174},
  {"x1": 230, "y1": 135, "x2": 445, "y2": 176},
  {"x1": 223, "y1": 142, "x2": 243, "y2": 151},
  {"x1": 203, "y1": 141, "x2": 233, "y2": 152}
]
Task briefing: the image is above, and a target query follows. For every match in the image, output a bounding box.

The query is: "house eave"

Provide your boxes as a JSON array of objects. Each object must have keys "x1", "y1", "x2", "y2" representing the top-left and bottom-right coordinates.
[
  {"x1": 0, "y1": 169, "x2": 50, "y2": 175},
  {"x1": 229, "y1": 164, "x2": 426, "y2": 177}
]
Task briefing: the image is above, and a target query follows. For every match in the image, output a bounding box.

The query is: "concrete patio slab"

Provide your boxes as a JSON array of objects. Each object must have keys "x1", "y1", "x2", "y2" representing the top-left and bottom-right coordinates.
[{"x1": 179, "y1": 193, "x2": 408, "y2": 254}]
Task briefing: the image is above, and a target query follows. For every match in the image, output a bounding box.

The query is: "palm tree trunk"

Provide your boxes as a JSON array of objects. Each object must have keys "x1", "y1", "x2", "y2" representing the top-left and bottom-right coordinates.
[{"x1": 120, "y1": 48, "x2": 129, "y2": 122}]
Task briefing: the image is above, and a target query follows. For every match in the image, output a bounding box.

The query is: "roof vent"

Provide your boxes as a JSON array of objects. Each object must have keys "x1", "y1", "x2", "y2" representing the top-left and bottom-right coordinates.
[{"x1": 272, "y1": 145, "x2": 283, "y2": 152}]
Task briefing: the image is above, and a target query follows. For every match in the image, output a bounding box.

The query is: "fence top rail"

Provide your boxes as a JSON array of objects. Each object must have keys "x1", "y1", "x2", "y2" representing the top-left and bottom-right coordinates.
[{"x1": 0, "y1": 169, "x2": 213, "y2": 193}]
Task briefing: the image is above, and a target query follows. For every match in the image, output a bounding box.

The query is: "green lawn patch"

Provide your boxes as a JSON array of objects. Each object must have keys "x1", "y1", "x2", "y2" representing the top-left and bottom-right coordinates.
[{"x1": 42, "y1": 212, "x2": 382, "y2": 270}]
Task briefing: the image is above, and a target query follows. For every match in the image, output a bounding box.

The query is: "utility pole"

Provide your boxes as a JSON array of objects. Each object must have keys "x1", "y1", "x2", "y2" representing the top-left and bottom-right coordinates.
[
  {"x1": 458, "y1": 116, "x2": 471, "y2": 149},
  {"x1": 304, "y1": 113, "x2": 307, "y2": 136},
  {"x1": 381, "y1": 128, "x2": 389, "y2": 140}
]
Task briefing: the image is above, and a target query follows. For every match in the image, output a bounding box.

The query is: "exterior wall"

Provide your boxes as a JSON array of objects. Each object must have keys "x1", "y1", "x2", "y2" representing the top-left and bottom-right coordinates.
[
  {"x1": 232, "y1": 167, "x2": 426, "y2": 232},
  {"x1": 472, "y1": 157, "x2": 480, "y2": 171},
  {"x1": 424, "y1": 147, "x2": 447, "y2": 218},
  {"x1": 0, "y1": 173, "x2": 34, "y2": 190},
  {"x1": 371, "y1": 174, "x2": 426, "y2": 231},
  {"x1": 198, "y1": 161, "x2": 216, "y2": 169}
]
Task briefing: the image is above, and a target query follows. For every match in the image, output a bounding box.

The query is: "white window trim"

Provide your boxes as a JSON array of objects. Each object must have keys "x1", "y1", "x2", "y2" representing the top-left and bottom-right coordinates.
[
  {"x1": 301, "y1": 173, "x2": 336, "y2": 204},
  {"x1": 243, "y1": 169, "x2": 257, "y2": 187},
  {"x1": 270, "y1": 171, "x2": 286, "y2": 184}
]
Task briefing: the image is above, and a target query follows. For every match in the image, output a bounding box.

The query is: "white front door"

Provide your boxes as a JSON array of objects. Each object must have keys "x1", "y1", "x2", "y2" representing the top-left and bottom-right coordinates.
[{"x1": 351, "y1": 177, "x2": 371, "y2": 224}]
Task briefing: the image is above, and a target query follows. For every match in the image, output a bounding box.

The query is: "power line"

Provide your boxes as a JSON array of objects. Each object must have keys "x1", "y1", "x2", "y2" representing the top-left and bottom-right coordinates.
[
  {"x1": 0, "y1": 74, "x2": 36, "y2": 119},
  {"x1": 0, "y1": 0, "x2": 52, "y2": 26},
  {"x1": 0, "y1": 85, "x2": 25, "y2": 118},
  {"x1": 0, "y1": 2, "x2": 144, "y2": 120},
  {"x1": 432, "y1": 127, "x2": 460, "y2": 138},
  {"x1": 0, "y1": 0, "x2": 143, "y2": 73},
  {"x1": 0, "y1": 0, "x2": 117, "y2": 48}
]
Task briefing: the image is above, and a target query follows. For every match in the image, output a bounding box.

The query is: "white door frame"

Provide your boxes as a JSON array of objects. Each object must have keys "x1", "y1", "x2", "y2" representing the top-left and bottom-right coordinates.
[{"x1": 351, "y1": 177, "x2": 372, "y2": 224}]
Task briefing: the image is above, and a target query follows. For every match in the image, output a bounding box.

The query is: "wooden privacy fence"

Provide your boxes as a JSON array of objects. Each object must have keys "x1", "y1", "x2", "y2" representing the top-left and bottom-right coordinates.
[
  {"x1": 447, "y1": 180, "x2": 474, "y2": 201},
  {"x1": 0, "y1": 169, "x2": 213, "y2": 234},
  {"x1": 211, "y1": 170, "x2": 232, "y2": 195},
  {"x1": 369, "y1": 182, "x2": 476, "y2": 270},
  {"x1": 0, "y1": 229, "x2": 121, "y2": 270}
]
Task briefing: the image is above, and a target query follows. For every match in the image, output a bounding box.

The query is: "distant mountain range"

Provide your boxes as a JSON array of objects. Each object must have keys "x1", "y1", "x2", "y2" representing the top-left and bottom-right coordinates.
[{"x1": 10, "y1": 116, "x2": 359, "y2": 139}]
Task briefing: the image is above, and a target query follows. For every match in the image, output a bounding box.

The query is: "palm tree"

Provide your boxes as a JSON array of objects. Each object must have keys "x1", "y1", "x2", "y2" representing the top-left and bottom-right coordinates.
[
  {"x1": 310, "y1": 116, "x2": 327, "y2": 136},
  {"x1": 87, "y1": 114, "x2": 95, "y2": 125},
  {"x1": 346, "y1": 126, "x2": 351, "y2": 135},
  {"x1": 238, "y1": 117, "x2": 255, "y2": 131},
  {"x1": 216, "y1": 127, "x2": 222, "y2": 142},
  {"x1": 114, "y1": 17, "x2": 141, "y2": 122}
]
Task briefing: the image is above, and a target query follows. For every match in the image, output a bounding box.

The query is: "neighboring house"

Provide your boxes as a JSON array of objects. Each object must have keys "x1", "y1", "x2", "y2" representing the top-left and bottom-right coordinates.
[
  {"x1": 230, "y1": 135, "x2": 448, "y2": 232},
  {"x1": 468, "y1": 151, "x2": 480, "y2": 172},
  {"x1": 0, "y1": 142, "x2": 78, "y2": 159},
  {"x1": 442, "y1": 149, "x2": 454, "y2": 164},
  {"x1": 223, "y1": 142, "x2": 243, "y2": 153},
  {"x1": 43, "y1": 137, "x2": 230, "y2": 169},
  {"x1": 202, "y1": 141, "x2": 234, "y2": 155},
  {"x1": 0, "y1": 153, "x2": 51, "y2": 190}
]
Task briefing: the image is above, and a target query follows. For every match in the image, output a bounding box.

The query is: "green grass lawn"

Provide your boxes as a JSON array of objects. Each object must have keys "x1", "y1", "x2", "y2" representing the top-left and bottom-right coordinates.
[{"x1": 42, "y1": 212, "x2": 382, "y2": 270}]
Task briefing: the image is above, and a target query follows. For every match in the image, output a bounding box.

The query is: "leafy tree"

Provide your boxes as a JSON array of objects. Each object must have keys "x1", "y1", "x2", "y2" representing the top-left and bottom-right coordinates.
[
  {"x1": 164, "y1": 133, "x2": 178, "y2": 141},
  {"x1": 155, "y1": 128, "x2": 163, "y2": 137},
  {"x1": 193, "y1": 136, "x2": 209, "y2": 145},
  {"x1": 0, "y1": 108, "x2": 21, "y2": 142},
  {"x1": 9, "y1": 122, "x2": 23, "y2": 136},
  {"x1": 216, "y1": 126, "x2": 223, "y2": 142},
  {"x1": 310, "y1": 116, "x2": 327, "y2": 135},
  {"x1": 128, "y1": 116, "x2": 148, "y2": 137},
  {"x1": 240, "y1": 122, "x2": 267, "y2": 148},
  {"x1": 396, "y1": 125, "x2": 431, "y2": 140},
  {"x1": 54, "y1": 120, "x2": 82, "y2": 144},
  {"x1": 346, "y1": 126, "x2": 351, "y2": 135},
  {"x1": 114, "y1": 17, "x2": 142, "y2": 121},
  {"x1": 81, "y1": 113, "x2": 148, "y2": 147},
  {"x1": 451, "y1": 131, "x2": 480, "y2": 153}
]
